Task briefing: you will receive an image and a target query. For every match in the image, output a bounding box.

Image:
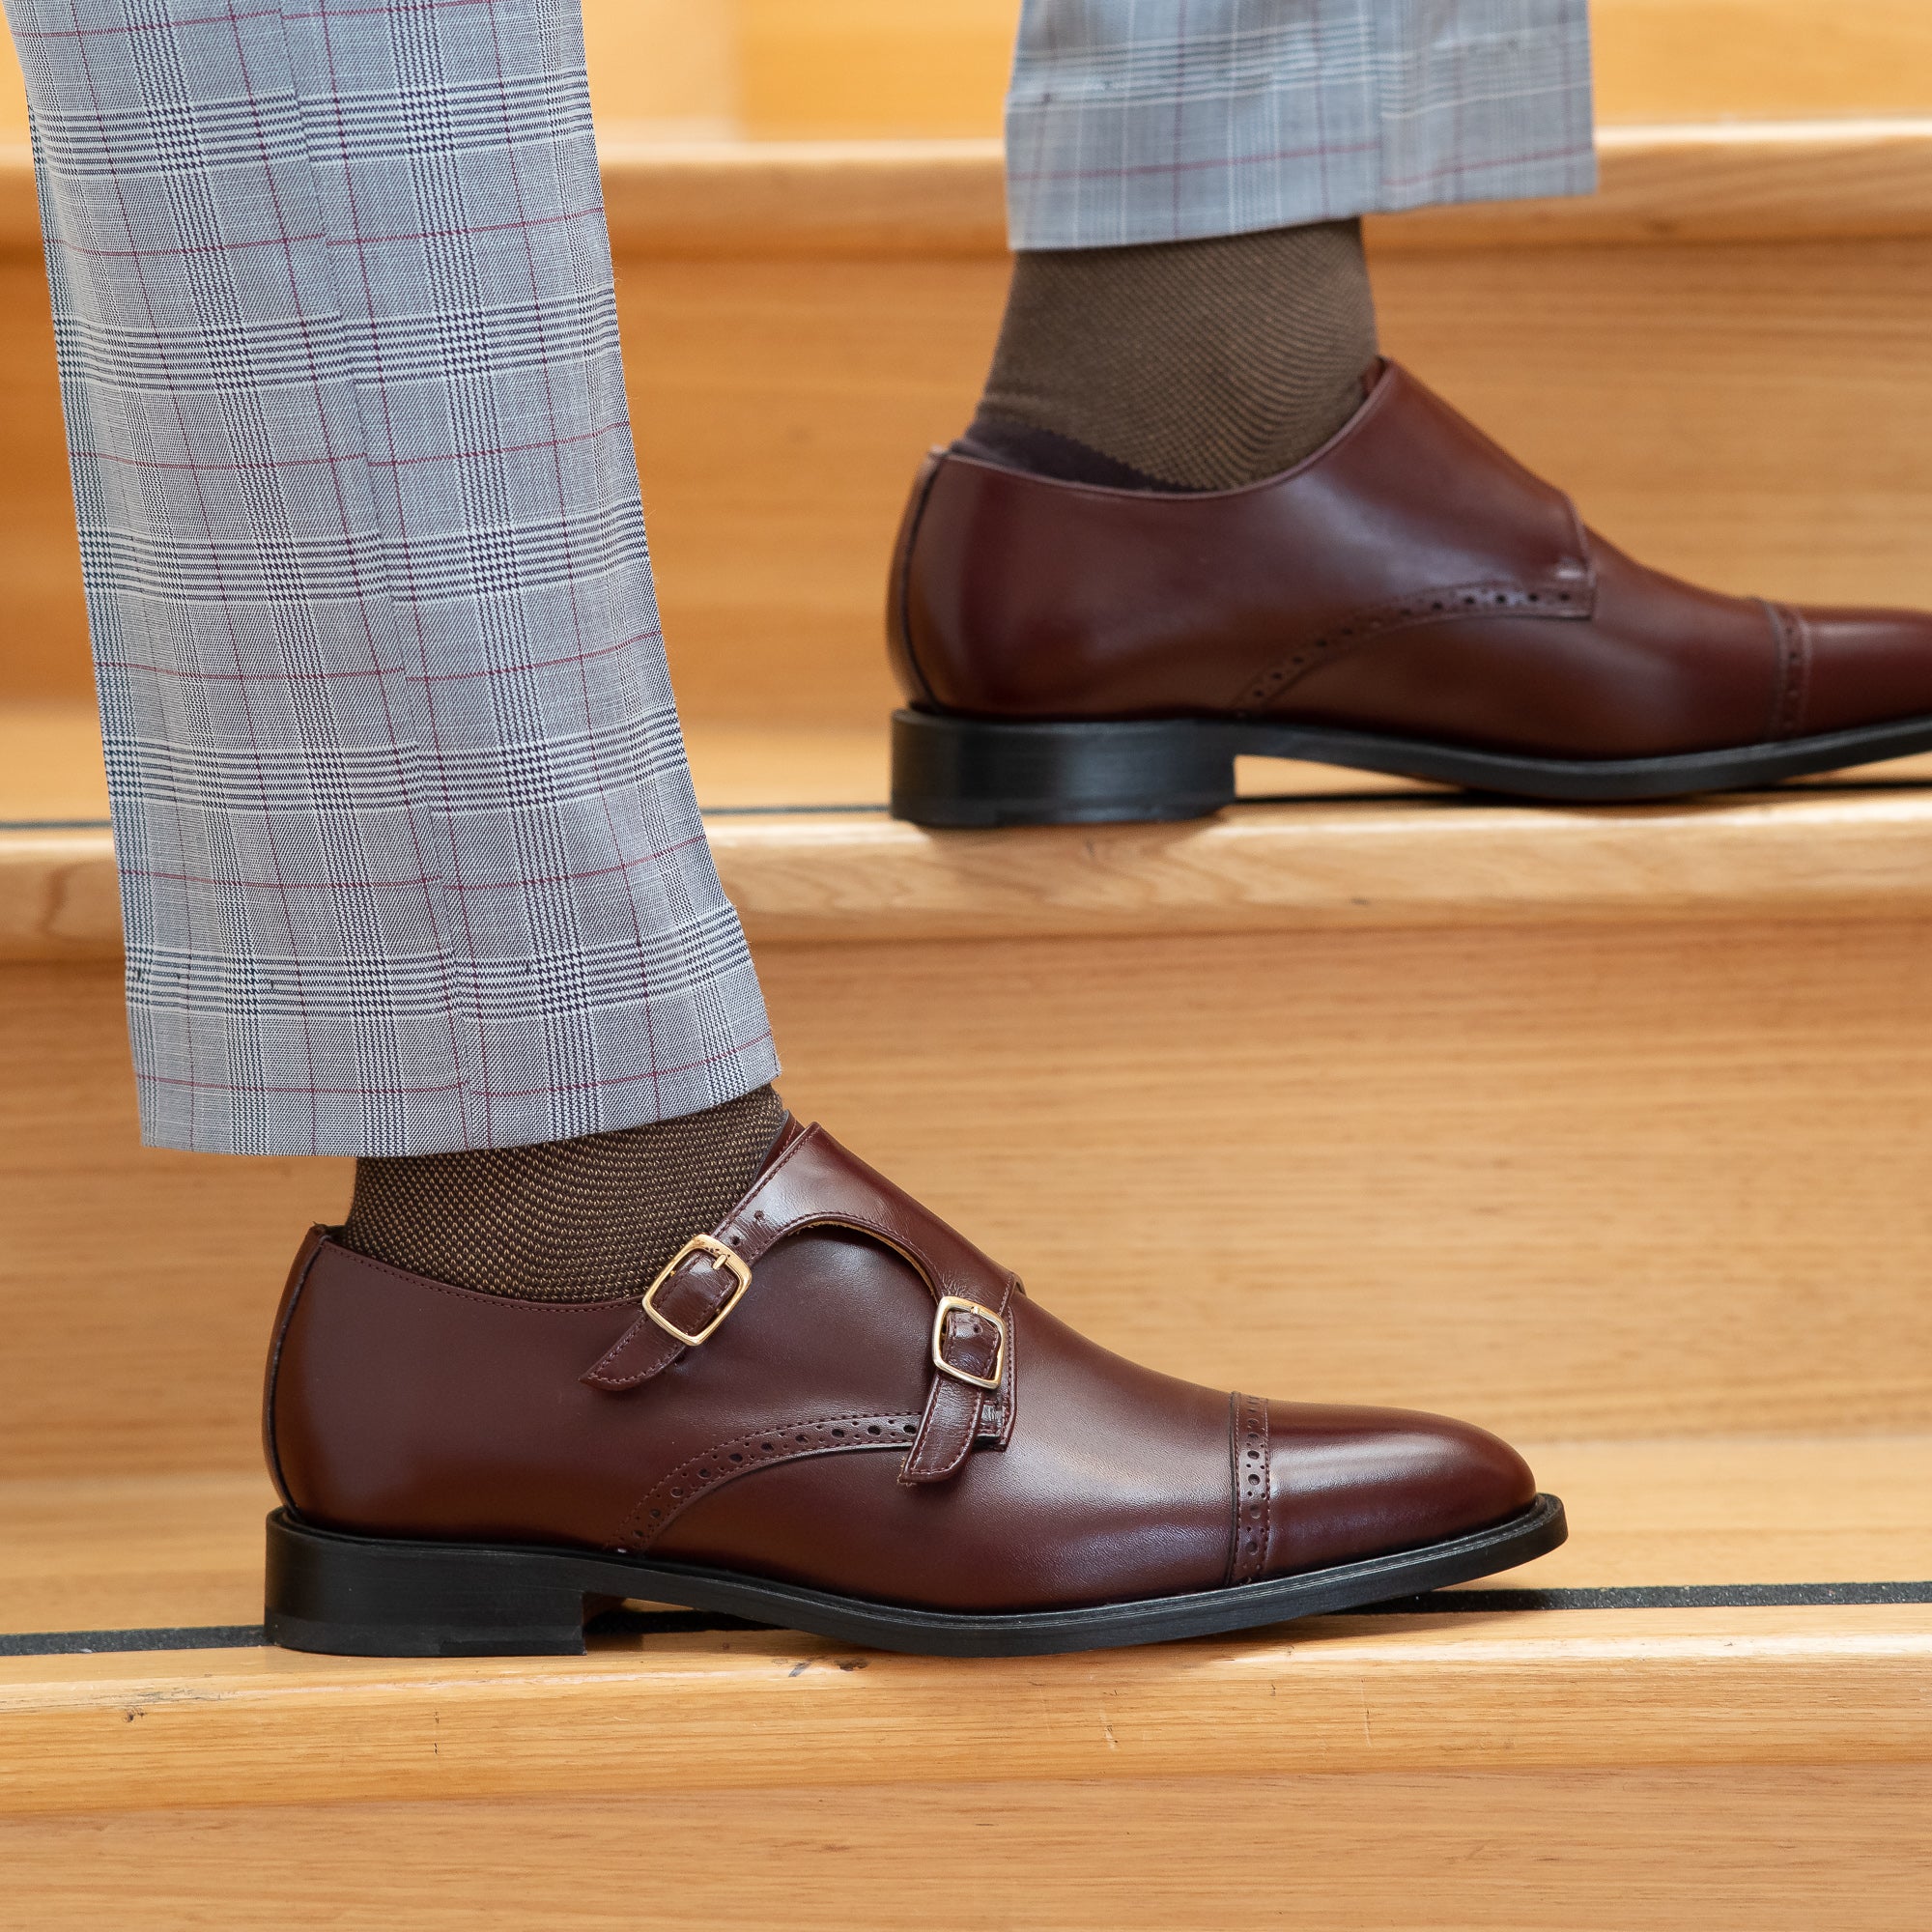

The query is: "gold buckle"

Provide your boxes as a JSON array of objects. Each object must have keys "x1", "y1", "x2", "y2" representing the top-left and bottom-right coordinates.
[
  {"x1": 930, "y1": 1295, "x2": 1007, "y2": 1391},
  {"x1": 640, "y1": 1235, "x2": 753, "y2": 1348}
]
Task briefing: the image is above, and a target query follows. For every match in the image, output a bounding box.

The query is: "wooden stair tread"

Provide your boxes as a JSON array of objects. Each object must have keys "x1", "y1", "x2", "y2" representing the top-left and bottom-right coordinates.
[
  {"x1": 3, "y1": 1598, "x2": 1928, "y2": 1815},
  {"x1": 10, "y1": 711, "x2": 1932, "y2": 957},
  {"x1": 3, "y1": 1434, "x2": 1927, "y2": 1637}
]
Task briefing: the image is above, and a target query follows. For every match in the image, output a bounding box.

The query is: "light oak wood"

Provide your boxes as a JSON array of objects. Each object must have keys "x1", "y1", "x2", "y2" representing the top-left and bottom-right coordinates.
[
  {"x1": 0, "y1": 701, "x2": 108, "y2": 822},
  {"x1": 1591, "y1": 0, "x2": 1932, "y2": 125},
  {"x1": 7, "y1": 1433, "x2": 1931, "y2": 1635},
  {"x1": 707, "y1": 786, "x2": 1932, "y2": 944},
  {"x1": 1380, "y1": 119, "x2": 1932, "y2": 251},
  {"x1": 0, "y1": 249, "x2": 91, "y2": 700},
  {"x1": 5, "y1": 1769, "x2": 1929, "y2": 1931},
  {"x1": 596, "y1": 134, "x2": 1007, "y2": 256},
  {"x1": 2, "y1": 1604, "x2": 1928, "y2": 1815},
  {"x1": 8, "y1": 0, "x2": 1932, "y2": 145},
  {"x1": 700, "y1": 0, "x2": 1932, "y2": 139},
  {"x1": 734, "y1": 0, "x2": 1019, "y2": 139},
  {"x1": 0, "y1": 963, "x2": 352, "y2": 1477},
  {"x1": 0, "y1": 832, "x2": 116, "y2": 959},
  {"x1": 0, "y1": 1472, "x2": 279, "y2": 1634},
  {"x1": 578, "y1": 0, "x2": 736, "y2": 136},
  {"x1": 8, "y1": 900, "x2": 1932, "y2": 1473}
]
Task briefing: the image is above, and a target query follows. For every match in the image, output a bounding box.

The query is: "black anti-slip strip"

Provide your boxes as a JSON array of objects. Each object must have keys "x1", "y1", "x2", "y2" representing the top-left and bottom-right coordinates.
[
  {"x1": 4, "y1": 1581, "x2": 1928, "y2": 1658},
  {"x1": 1339, "y1": 1579, "x2": 1932, "y2": 1614}
]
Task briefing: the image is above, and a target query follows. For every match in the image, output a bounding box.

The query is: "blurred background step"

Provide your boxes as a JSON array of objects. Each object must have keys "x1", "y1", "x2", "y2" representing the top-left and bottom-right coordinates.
[
  {"x1": 4, "y1": 8, "x2": 1932, "y2": 725},
  {"x1": 13, "y1": 0, "x2": 1932, "y2": 143}
]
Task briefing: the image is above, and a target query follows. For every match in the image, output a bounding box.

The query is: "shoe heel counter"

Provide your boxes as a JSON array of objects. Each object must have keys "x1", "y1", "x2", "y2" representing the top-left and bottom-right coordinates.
[
  {"x1": 886, "y1": 446, "x2": 948, "y2": 707},
  {"x1": 262, "y1": 1225, "x2": 333, "y2": 1512}
]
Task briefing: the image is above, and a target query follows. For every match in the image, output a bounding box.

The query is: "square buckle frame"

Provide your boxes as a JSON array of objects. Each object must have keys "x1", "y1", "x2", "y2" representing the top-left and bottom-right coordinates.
[
  {"x1": 640, "y1": 1234, "x2": 753, "y2": 1348},
  {"x1": 930, "y1": 1294, "x2": 1007, "y2": 1391}
]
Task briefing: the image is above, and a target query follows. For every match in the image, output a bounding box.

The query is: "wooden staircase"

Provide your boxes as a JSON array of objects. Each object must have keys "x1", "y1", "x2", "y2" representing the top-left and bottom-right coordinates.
[{"x1": 3, "y1": 3, "x2": 1932, "y2": 1924}]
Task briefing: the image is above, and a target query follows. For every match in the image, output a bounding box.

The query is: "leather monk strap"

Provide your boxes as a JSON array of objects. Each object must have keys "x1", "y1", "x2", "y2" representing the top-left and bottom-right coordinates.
[{"x1": 580, "y1": 1121, "x2": 1017, "y2": 1485}]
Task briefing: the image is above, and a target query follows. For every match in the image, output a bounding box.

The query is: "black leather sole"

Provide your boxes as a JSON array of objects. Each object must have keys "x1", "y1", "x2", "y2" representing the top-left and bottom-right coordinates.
[
  {"x1": 264, "y1": 1493, "x2": 1566, "y2": 1659},
  {"x1": 889, "y1": 706, "x2": 1932, "y2": 826}
]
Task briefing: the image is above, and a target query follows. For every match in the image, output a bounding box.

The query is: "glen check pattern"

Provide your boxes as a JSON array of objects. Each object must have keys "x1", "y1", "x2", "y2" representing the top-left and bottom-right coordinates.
[
  {"x1": 5, "y1": 0, "x2": 778, "y2": 1156},
  {"x1": 1007, "y1": 0, "x2": 1596, "y2": 248}
]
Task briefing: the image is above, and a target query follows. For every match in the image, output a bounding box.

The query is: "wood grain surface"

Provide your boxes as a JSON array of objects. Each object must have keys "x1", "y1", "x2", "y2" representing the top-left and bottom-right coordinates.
[
  {"x1": 721, "y1": 0, "x2": 1932, "y2": 137},
  {"x1": 3, "y1": 1604, "x2": 1929, "y2": 1816},
  {"x1": 5, "y1": 1769, "x2": 1928, "y2": 1931}
]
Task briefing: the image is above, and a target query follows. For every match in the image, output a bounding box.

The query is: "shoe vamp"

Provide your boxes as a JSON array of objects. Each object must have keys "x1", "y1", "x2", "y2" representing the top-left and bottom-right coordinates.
[
  {"x1": 1278, "y1": 535, "x2": 1777, "y2": 759},
  {"x1": 651, "y1": 1299, "x2": 1236, "y2": 1613}
]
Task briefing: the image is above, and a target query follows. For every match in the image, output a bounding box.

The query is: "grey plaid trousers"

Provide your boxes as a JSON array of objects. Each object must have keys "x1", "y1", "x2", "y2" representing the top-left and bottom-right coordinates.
[
  {"x1": 1008, "y1": 0, "x2": 1595, "y2": 248},
  {"x1": 5, "y1": 0, "x2": 1594, "y2": 1158}
]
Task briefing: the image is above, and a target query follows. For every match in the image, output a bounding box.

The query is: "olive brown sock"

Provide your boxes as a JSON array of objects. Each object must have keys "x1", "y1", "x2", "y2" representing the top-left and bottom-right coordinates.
[
  {"x1": 965, "y1": 218, "x2": 1379, "y2": 492},
  {"x1": 340, "y1": 1085, "x2": 787, "y2": 1301}
]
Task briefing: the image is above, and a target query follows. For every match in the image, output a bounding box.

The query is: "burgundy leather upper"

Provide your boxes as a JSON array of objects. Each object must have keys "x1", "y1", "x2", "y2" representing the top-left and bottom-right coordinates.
[
  {"x1": 265, "y1": 1120, "x2": 1535, "y2": 1614},
  {"x1": 889, "y1": 361, "x2": 1932, "y2": 758}
]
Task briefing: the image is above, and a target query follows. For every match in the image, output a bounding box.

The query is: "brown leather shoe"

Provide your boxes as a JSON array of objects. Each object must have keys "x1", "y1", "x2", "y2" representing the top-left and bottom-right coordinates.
[
  {"x1": 887, "y1": 360, "x2": 1932, "y2": 824},
  {"x1": 263, "y1": 1118, "x2": 1562, "y2": 1656}
]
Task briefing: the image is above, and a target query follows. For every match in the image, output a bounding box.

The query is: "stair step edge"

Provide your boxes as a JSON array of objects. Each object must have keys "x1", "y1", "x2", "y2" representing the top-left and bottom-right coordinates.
[
  {"x1": 9, "y1": 788, "x2": 1932, "y2": 961},
  {"x1": 5, "y1": 120, "x2": 1932, "y2": 262}
]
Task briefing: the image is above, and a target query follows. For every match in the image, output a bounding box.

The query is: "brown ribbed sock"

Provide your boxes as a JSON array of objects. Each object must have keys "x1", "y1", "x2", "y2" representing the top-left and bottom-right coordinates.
[
  {"x1": 340, "y1": 1085, "x2": 787, "y2": 1301},
  {"x1": 966, "y1": 218, "x2": 1379, "y2": 492}
]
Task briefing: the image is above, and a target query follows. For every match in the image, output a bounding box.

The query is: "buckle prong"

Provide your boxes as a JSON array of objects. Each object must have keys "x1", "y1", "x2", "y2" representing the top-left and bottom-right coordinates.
[
  {"x1": 931, "y1": 1294, "x2": 1006, "y2": 1391},
  {"x1": 640, "y1": 1235, "x2": 753, "y2": 1348}
]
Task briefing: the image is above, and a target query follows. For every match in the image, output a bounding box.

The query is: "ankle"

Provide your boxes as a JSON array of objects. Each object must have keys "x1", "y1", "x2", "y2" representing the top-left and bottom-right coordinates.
[
  {"x1": 973, "y1": 219, "x2": 1378, "y2": 492},
  {"x1": 340, "y1": 1086, "x2": 787, "y2": 1300}
]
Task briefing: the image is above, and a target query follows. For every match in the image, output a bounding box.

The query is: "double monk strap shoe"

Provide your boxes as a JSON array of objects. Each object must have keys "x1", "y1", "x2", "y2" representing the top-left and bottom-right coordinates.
[
  {"x1": 886, "y1": 359, "x2": 1932, "y2": 825},
  {"x1": 262, "y1": 1117, "x2": 1563, "y2": 1657}
]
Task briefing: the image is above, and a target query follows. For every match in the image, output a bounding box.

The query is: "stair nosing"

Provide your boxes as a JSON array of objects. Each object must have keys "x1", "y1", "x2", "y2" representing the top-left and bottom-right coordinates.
[
  {"x1": 3, "y1": 1601, "x2": 1928, "y2": 1817},
  {"x1": 9, "y1": 784, "x2": 1932, "y2": 960}
]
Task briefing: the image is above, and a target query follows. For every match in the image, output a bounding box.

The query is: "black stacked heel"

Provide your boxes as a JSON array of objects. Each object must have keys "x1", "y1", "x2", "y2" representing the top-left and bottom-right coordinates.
[
  {"x1": 265, "y1": 1511, "x2": 609, "y2": 1657},
  {"x1": 889, "y1": 709, "x2": 1241, "y2": 827}
]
